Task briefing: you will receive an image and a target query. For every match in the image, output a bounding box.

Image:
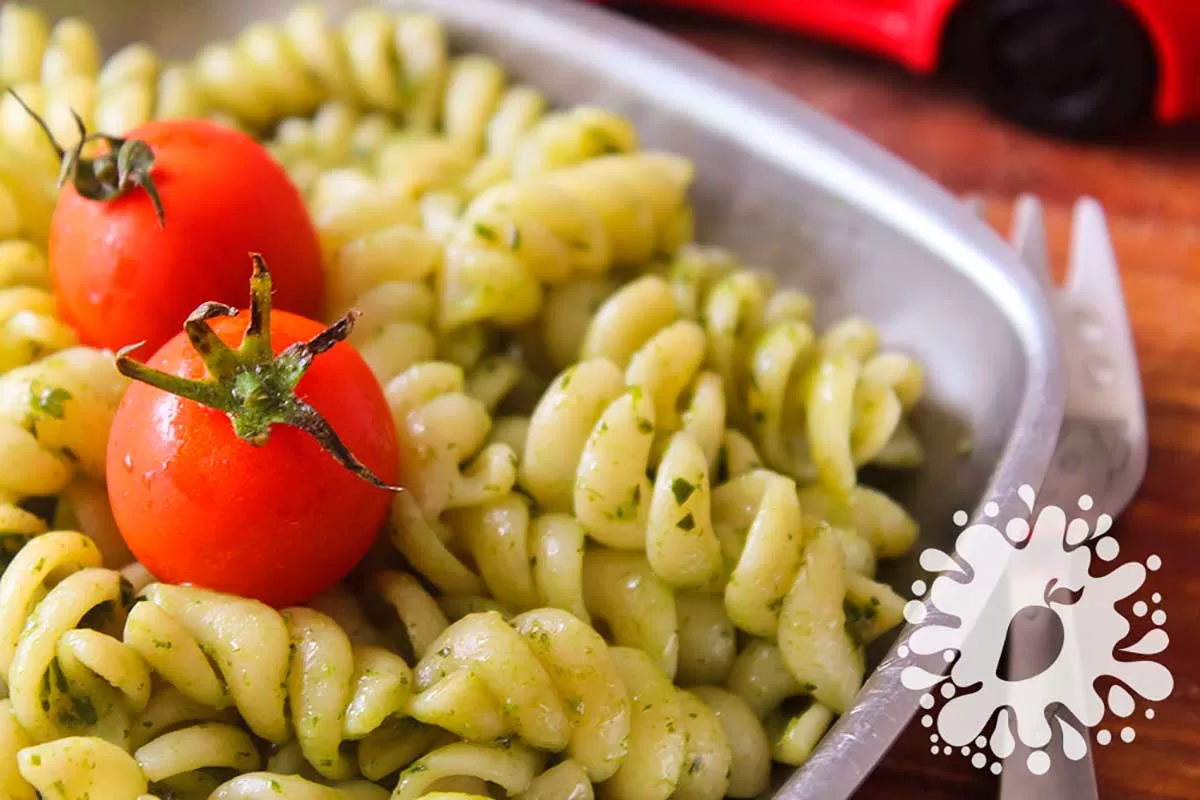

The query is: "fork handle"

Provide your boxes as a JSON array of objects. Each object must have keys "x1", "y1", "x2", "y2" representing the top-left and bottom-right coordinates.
[
  {"x1": 996, "y1": 418, "x2": 1116, "y2": 800},
  {"x1": 996, "y1": 611, "x2": 1100, "y2": 800}
]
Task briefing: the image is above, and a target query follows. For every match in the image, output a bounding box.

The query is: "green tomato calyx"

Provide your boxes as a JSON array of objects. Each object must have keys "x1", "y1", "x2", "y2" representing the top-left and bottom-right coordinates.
[
  {"x1": 115, "y1": 254, "x2": 400, "y2": 491},
  {"x1": 7, "y1": 87, "x2": 165, "y2": 227}
]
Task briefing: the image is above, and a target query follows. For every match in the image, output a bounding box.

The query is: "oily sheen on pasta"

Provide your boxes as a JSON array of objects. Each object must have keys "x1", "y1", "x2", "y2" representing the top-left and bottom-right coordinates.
[{"x1": 0, "y1": 2, "x2": 927, "y2": 798}]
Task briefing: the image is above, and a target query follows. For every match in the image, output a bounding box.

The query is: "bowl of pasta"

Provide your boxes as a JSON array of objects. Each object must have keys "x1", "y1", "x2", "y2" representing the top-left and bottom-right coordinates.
[{"x1": 0, "y1": 0, "x2": 1064, "y2": 798}]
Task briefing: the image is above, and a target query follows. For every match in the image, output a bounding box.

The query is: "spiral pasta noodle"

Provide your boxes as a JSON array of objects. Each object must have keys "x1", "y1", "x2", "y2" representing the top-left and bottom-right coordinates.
[
  {"x1": 272, "y1": 60, "x2": 636, "y2": 202},
  {"x1": 407, "y1": 484, "x2": 681, "y2": 681},
  {"x1": 0, "y1": 8, "x2": 211, "y2": 171},
  {"x1": 579, "y1": 246, "x2": 924, "y2": 497},
  {"x1": 15, "y1": 733, "x2": 393, "y2": 800},
  {"x1": 386, "y1": 361, "x2": 517, "y2": 522},
  {"x1": 0, "y1": 348, "x2": 126, "y2": 563},
  {"x1": 788, "y1": 318, "x2": 925, "y2": 496},
  {"x1": 0, "y1": 532, "x2": 132, "y2": 745},
  {"x1": 211, "y1": 0, "x2": 604, "y2": 179},
  {"x1": 302, "y1": 170, "x2": 521, "y2": 391},
  {"x1": 437, "y1": 152, "x2": 694, "y2": 329},
  {"x1": 0, "y1": 146, "x2": 74, "y2": 382},
  {"x1": 0, "y1": 287, "x2": 76, "y2": 373},
  {"x1": 0, "y1": 142, "x2": 57, "y2": 316},
  {"x1": 307, "y1": 175, "x2": 441, "y2": 384},
  {"x1": 400, "y1": 614, "x2": 736, "y2": 800},
  {"x1": 4, "y1": 554, "x2": 447, "y2": 790}
]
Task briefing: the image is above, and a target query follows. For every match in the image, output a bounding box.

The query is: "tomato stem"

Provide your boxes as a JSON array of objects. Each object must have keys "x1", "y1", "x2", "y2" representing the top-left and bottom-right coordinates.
[
  {"x1": 116, "y1": 254, "x2": 400, "y2": 491},
  {"x1": 7, "y1": 88, "x2": 166, "y2": 227}
]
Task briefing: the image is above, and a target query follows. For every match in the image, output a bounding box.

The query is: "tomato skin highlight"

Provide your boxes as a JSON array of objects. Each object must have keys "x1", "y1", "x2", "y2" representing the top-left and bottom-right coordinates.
[
  {"x1": 49, "y1": 120, "x2": 323, "y2": 353},
  {"x1": 106, "y1": 309, "x2": 397, "y2": 608}
]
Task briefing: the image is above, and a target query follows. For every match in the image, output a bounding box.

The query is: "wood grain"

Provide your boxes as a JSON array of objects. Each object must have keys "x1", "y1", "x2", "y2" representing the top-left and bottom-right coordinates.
[{"x1": 614, "y1": 6, "x2": 1200, "y2": 799}]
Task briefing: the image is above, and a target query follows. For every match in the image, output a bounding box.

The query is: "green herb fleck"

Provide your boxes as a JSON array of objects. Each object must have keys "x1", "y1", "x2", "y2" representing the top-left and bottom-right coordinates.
[
  {"x1": 31, "y1": 383, "x2": 72, "y2": 419},
  {"x1": 636, "y1": 417, "x2": 653, "y2": 434},
  {"x1": 688, "y1": 756, "x2": 702, "y2": 775},
  {"x1": 612, "y1": 484, "x2": 642, "y2": 520},
  {"x1": 474, "y1": 222, "x2": 498, "y2": 242},
  {"x1": 677, "y1": 513, "x2": 696, "y2": 531},
  {"x1": 39, "y1": 669, "x2": 51, "y2": 712},
  {"x1": 670, "y1": 478, "x2": 695, "y2": 505}
]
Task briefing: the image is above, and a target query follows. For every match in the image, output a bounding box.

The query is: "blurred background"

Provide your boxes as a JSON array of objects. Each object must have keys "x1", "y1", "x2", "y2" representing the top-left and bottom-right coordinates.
[{"x1": 593, "y1": 2, "x2": 1200, "y2": 800}]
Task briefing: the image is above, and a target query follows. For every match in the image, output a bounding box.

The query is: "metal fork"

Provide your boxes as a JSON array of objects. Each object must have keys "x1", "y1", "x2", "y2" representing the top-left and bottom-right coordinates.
[{"x1": 969, "y1": 194, "x2": 1149, "y2": 799}]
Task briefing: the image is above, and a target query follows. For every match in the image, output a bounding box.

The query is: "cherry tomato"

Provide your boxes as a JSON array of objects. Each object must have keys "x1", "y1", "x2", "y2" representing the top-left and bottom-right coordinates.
[
  {"x1": 48, "y1": 119, "x2": 322, "y2": 353},
  {"x1": 106, "y1": 265, "x2": 395, "y2": 607}
]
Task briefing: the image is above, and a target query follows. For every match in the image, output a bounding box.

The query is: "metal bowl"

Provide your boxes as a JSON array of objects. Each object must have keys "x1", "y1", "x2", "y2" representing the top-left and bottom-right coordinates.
[{"x1": 36, "y1": 0, "x2": 1066, "y2": 795}]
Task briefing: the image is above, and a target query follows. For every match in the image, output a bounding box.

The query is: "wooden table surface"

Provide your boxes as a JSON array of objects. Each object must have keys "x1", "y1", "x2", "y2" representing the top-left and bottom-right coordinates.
[{"x1": 614, "y1": 6, "x2": 1200, "y2": 799}]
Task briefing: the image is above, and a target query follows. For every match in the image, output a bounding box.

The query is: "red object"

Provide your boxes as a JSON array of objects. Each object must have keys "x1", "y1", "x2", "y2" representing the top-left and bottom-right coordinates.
[
  {"x1": 1126, "y1": 0, "x2": 1200, "y2": 122},
  {"x1": 50, "y1": 119, "x2": 324, "y2": 354},
  {"x1": 106, "y1": 307, "x2": 398, "y2": 608},
  {"x1": 610, "y1": 0, "x2": 1200, "y2": 125}
]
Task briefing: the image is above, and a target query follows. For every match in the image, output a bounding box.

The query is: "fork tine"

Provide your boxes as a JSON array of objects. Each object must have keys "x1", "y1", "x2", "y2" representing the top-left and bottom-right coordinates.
[
  {"x1": 1063, "y1": 196, "x2": 1147, "y2": 434},
  {"x1": 1011, "y1": 193, "x2": 1054, "y2": 293},
  {"x1": 1065, "y1": 198, "x2": 1119, "y2": 297},
  {"x1": 1064, "y1": 199, "x2": 1137, "y2": 344}
]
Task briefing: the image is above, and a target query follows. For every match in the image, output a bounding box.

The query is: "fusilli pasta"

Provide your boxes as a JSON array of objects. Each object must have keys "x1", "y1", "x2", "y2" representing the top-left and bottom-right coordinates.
[{"x1": 0, "y1": 349, "x2": 126, "y2": 562}]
